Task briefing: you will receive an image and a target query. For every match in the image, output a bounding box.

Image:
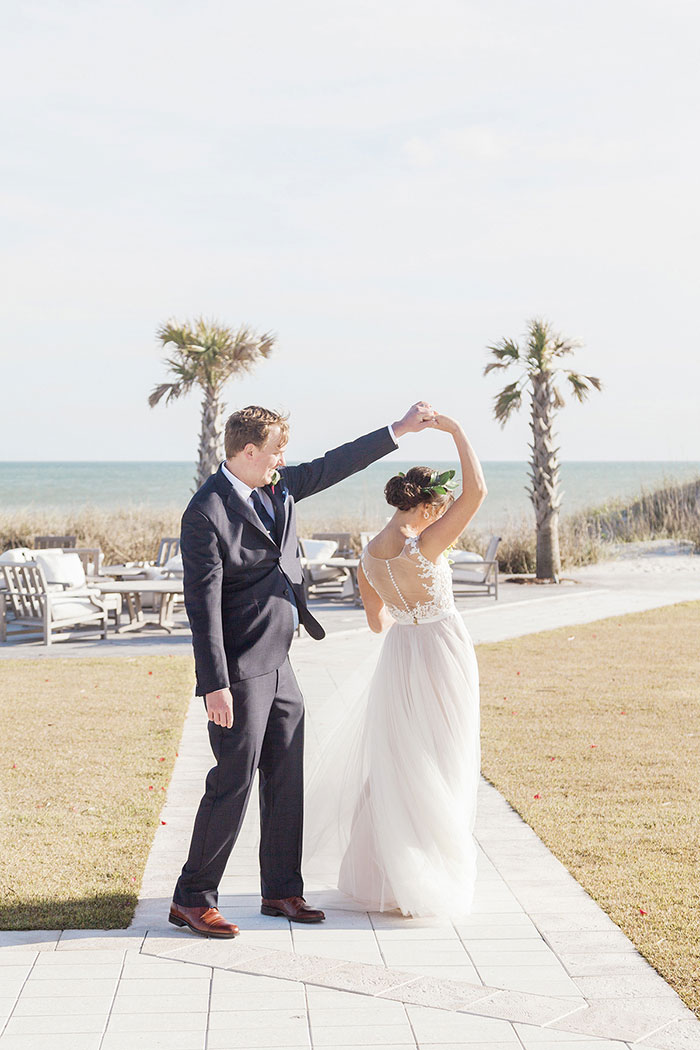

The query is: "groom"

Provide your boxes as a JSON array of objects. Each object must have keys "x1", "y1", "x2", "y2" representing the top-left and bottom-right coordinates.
[{"x1": 169, "y1": 401, "x2": 435, "y2": 937}]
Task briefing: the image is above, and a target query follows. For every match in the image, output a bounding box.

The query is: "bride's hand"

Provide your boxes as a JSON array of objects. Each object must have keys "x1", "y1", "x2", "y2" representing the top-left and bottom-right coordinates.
[
  {"x1": 392, "y1": 401, "x2": 436, "y2": 437},
  {"x1": 430, "y1": 412, "x2": 461, "y2": 434}
]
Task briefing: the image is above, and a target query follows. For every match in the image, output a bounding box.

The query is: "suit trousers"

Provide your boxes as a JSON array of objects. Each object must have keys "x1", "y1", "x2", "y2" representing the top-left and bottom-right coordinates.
[{"x1": 173, "y1": 657, "x2": 305, "y2": 907}]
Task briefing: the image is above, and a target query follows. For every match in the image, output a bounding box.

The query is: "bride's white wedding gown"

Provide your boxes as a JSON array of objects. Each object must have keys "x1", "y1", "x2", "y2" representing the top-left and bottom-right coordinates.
[{"x1": 304, "y1": 535, "x2": 480, "y2": 917}]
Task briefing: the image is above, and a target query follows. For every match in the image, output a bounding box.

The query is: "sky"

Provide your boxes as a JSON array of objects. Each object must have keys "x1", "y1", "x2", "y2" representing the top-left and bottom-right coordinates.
[{"x1": 2, "y1": 0, "x2": 699, "y2": 462}]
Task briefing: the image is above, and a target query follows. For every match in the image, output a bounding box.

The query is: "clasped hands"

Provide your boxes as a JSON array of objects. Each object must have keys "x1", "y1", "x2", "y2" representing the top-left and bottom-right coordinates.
[{"x1": 392, "y1": 401, "x2": 459, "y2": 437}]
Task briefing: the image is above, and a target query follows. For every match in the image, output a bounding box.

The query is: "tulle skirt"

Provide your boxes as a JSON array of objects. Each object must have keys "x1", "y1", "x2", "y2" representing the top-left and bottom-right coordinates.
[{"x1": 304, "y1": 610, "x2": 480, "y2": 917}]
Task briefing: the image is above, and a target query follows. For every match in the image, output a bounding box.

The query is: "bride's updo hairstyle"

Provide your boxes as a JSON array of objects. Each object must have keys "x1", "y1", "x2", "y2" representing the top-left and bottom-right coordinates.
[{"x1": 384, "y1": 466, "x2": 454, "y2": 513}]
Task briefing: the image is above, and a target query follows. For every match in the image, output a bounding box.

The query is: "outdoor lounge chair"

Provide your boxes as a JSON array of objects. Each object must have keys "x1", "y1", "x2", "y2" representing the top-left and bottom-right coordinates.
[
  {"x1": 0, "y1": 561, "x2": 108, "y2": 644},
  {"x1": 299, "y1": 537, "x2": 353, "y2": 599},
  {"x1": 312, "y1": 532, "x2": 354, "y2": 558},
  {"x1": 450, "y1": 535, "x2": 501, "y2": 600}
]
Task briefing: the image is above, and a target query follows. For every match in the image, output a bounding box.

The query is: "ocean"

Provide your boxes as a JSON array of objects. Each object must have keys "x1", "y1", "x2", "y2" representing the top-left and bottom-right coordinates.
[{"x1": 1, "y1": 461, "x2": 699, "y2": 529}]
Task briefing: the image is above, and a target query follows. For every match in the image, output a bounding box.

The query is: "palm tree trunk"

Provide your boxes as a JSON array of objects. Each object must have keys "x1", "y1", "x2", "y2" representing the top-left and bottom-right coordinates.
[
  {"x1": 527, "y1": 372, "x2": 562, "y2": 580},
  {"x1": 195, "y1": 386, "x2": 225, "y2": 489}
]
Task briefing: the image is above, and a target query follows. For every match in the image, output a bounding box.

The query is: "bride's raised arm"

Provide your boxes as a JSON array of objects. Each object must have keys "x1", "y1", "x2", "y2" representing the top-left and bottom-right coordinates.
[{"x1": 419, "y1": 414, "x2": 488, "y2": 562}]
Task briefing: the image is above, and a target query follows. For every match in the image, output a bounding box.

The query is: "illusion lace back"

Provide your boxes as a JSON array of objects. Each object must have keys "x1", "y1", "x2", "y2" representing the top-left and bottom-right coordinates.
[
  {"x1": 304, "y1": 535, "x2": 481, "y2": 918},
  {"x1": 360, "y1": 535, "x2": 455, "y2": 624}
]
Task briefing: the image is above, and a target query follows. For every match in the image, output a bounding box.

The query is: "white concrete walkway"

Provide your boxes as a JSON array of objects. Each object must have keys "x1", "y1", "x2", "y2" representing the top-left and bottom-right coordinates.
[{"x1": 1, "y1": 546, "x2": 699, "y2": 1049}]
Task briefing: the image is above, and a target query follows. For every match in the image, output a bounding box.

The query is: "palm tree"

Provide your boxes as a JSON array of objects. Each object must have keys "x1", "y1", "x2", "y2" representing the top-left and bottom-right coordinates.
[
  {"x1": 484, "y1": 318, "x2": 602, "y2": 581},
  {"x1": 149, "y1": 318, "x2": 275, "y2": 488}
]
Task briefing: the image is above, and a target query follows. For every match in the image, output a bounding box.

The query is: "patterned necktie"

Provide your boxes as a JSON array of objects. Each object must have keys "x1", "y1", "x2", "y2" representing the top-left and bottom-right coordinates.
[{"x1": 251, "y1": 490, "x2": 277, "y2": 541}]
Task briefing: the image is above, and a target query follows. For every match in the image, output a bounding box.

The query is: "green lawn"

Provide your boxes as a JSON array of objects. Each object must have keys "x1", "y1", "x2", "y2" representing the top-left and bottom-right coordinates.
[
  {"x1": 0, "y1": 654, "x2": 192, "y2": 929},
  {"x1": 477, "y1": 601, "x2": 700, "y2": 1018}
]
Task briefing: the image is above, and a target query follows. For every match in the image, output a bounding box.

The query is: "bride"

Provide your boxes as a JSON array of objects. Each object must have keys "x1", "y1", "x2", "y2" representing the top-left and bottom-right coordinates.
[{"x1": 305, "y1": 413, "x2": 487, "y2": 918}]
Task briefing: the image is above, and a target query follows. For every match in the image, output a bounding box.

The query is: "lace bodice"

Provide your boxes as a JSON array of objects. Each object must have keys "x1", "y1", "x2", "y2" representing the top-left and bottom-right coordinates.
[{"x1": 360, "y1": 536, "x2": 455, "y2": 625}]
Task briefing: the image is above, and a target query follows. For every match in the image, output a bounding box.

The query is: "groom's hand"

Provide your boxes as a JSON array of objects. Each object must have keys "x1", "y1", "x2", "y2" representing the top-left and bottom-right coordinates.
[
  {"x1": 206, "y1": 688, "x2": 234, "y2": 729},
  {"x1": 391, "y1": 401, "x2": 436, "y2": 438}
]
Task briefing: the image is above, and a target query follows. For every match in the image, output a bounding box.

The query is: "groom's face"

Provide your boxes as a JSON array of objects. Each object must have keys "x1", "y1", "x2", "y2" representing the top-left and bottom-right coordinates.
[{"x1": 249, "y1": 424, "x2": 288, "y2": 486}]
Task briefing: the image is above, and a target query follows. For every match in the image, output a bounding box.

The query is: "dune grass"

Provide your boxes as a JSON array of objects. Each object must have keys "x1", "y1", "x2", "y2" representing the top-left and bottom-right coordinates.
[
  {"x1": 0, "y1": 654, "x2": 193, "y2": 929},
  {"x1": 477, "y1": 601, "x2": 700, "y2": 1018},
  {"x1": 2, "y1": 476, "x2": 697, "y2": 574},
  {"x1": 1, "y1": 478, "x2": 700, "y2": 575}
]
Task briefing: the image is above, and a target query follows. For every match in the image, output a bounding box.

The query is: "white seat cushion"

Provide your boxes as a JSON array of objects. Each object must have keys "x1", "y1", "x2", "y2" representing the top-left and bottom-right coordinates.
[
  {"x1": 452, "y1": 568, "x2": 488, "y2": 584},
  {"x1": 450, "y1": 550, "x2": 483, "y2": 563},
  {"x1": 49, "y1": 595, "x2": 104, "y2": 622},
  {"x1": 36, "y1": 551, "x2": 86, "y2": 590},
  {"x1": 300, "y1": 539, "x2": 338, "y2": 561},
  {"x1": 162, "y1": 554, "x2": 183, "y2": 574},
  {"x1": 0, "y1": 547, "x2": 34, "y2": 564}
]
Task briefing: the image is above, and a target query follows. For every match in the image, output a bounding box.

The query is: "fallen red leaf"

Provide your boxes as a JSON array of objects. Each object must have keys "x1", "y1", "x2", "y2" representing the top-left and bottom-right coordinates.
[
  {"x1": 533, "y1": 793, "x2": 541, "y2": 799},
  {"x1": 639, "y1": 908, "x2": 647, "y2": 915}
]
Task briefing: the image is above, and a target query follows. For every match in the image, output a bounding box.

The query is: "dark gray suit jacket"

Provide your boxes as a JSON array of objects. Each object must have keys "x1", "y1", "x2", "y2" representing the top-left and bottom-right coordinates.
[{"x1": 181, "y1": 426, "x2": 398, "y2": 694}]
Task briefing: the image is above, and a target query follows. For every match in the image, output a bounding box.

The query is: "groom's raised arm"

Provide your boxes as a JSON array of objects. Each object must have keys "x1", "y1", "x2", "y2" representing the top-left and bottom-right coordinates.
[
  {"x1": 281, "y1": 426, "x2": 397, "y2": 504},
  {"x1": 180, "y1": 507, "x2": 229, "y2": 696},
  {"x1": 281, "y1": 402, "x2": 436, "y2": 503}
]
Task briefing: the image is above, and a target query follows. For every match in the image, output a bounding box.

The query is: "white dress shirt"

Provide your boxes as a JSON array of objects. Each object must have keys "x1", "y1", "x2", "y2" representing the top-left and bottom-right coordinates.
[{"x1": 221, "y1": 462, "x2": 275, "y2": 517}]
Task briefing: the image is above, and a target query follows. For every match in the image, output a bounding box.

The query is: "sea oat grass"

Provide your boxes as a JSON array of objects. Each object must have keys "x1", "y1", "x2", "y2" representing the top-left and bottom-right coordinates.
[
  {"x1": 1, "y1": 474, "x2": 698, "y2": 571},
  {"x1": 0, "y1": 506, "x2": 182, "y2": 565},
  {"x1": 478, "y1": 601, "x2": 700, "y2": 1017},
  {"x1": 0, "y1": 654, "x2": 193, "y2": 929},
  {"x1": 576, "y1": 476, "x2": 700, "y2": 550}
]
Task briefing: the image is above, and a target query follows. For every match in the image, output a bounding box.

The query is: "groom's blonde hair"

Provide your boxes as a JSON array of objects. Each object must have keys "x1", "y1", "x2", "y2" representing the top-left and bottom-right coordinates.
[{"x1": 225, "y1": 406, "x2": 290, "y2": 457}]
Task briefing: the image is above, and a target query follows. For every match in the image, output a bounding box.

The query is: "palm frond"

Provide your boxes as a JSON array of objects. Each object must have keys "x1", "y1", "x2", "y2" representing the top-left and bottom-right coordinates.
[
  {"x1": 567, "y1": 371, "x2": 602, "y2": 402},
  {"x1": 484, "y1": 360, "x2": 513, "y2": 375},
  {"x1": 484, "y1": 337, "x2": 520, "y2": 376},
  {"x1": 493, "y1": 381, "x2": 523, "y2": 425},
  {"x1": 148, "y1": 381, "x2": 183, "y2": 408}
]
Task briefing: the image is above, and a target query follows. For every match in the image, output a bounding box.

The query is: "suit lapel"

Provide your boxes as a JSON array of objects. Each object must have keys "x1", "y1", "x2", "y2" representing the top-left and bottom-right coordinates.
[{"x1": 219, "y1": 471, "x2": 279, "y2": 549}]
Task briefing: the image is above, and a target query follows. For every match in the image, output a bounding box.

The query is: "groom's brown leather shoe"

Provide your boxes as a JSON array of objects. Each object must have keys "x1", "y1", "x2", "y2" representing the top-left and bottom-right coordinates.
[
  {"x1": 261, "y1": 896, "x2": 325, "y2": 923},
  {"x1": 168, "y1": 902, "x2": 239, "y2": 938}
]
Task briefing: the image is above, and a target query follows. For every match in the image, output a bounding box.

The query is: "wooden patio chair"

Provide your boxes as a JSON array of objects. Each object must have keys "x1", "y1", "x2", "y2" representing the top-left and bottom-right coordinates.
[
  {"x1": 59, "y1": 547, "x2": 104, "y2": 580},
  {"x1": 34, "y1": 535, "x2": 77, "y2": 549},
  {"x1": 1, "y1": 562, "x2": 108, "y2": 645},
  {"x1": 450, "y1": 535, "x2": 501, "y2": 600},
  {"x1": 138, "y1": 538, "x2": 183, "y2": 612},
  {"x1": 312, "y1": 532, "x2": 354, "y2": 557},
  {"x1": 299, "y1": 537, "x2": 352, "y2": 600}
]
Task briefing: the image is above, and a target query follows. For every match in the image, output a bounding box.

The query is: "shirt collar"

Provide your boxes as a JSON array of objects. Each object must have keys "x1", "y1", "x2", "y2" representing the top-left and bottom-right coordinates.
[{"x1": 221, "y1": 461, "x2": 255, "y2": 502}]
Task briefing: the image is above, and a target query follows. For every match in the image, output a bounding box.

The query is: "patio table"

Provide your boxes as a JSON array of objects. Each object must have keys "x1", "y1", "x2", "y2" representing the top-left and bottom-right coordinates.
[{"x1": 93, "y1": 579, "x2": 185, "y2": 634}]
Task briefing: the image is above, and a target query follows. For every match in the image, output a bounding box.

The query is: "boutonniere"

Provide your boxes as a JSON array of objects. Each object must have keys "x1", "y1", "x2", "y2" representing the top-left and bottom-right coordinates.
[{"x1": 270, "y1": 468, "x2": 281, "y2": 494}]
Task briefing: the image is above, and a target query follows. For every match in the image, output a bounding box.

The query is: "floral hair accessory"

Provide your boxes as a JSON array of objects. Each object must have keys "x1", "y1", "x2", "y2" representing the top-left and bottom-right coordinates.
[{"x1": 422, "y1": 469, "x2": 459, "y2": 498}]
